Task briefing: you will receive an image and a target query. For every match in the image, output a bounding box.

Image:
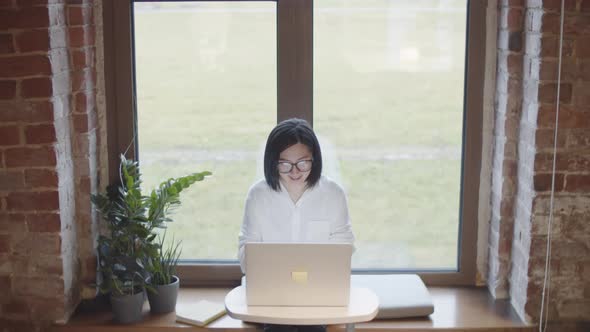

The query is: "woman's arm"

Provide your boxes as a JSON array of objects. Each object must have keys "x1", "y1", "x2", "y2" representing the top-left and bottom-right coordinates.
[{"x1": 238, "y1": 191, "x2": 263, "y2": 273}]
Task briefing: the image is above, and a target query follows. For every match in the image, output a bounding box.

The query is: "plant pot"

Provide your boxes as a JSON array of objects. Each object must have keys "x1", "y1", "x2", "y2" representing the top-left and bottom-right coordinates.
[
  {"x1": 147, "y1": 275, "x2": 180, "y2": 314},
  {"x1": 110, "y1": 290, "x2": 145, "y2": 324}
]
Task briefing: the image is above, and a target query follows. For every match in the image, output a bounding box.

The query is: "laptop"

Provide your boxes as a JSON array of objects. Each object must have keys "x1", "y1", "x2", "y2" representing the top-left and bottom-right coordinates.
[{"x1": 244, "y1": 242, "x2": 353, "y2": 307}]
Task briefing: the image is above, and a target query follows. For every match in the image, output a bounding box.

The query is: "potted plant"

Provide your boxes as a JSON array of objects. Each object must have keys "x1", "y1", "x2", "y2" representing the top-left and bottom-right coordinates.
[
  {"x1": 146, "y1": 232, "x2": 181, "y2": 313},
  {"x1": 91, "y1": 154, "x2": 210, "y2": 323}
]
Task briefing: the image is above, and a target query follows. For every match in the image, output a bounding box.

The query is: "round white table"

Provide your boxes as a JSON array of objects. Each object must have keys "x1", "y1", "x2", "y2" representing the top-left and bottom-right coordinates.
[{"x1": 225, "y1": 286, "x2": 379, "y2": 332}]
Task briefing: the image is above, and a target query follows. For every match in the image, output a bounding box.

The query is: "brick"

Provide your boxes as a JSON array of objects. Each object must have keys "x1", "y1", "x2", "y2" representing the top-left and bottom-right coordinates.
[
  {"x1": 541, "y1": 37, "x2": 574, "y2": 58},
  {"x1": 0, "y1": 170, "x2": 24, "y2": 190},
  {"x1": 18, "y1": 0, "x2": 69, "y2": 5},
  {"x1": 11, "y1": 254, "x2": 62, "y2": 275},
  {"x1": 537, "y1": 104, "x2": 590, "y2": 129},
  {"x1": 535, "y1": 152, "x2": 590, "y2": 173},
  {"x1": 67, "y1": 5, "x2": 92, "y2": 26},
  {"x1": 502, "y1": 160, "x2": 517, "y2": 179},
  {"x1": 6, "y1": 191, "x2": 59, "y2": 211},
  {"x1": 500, "y1": 198, "x2": 515, "y2": 218},
  {"x1": 583, "y1": 0, "x2": 590, "y2": 12},
  {"x1": 0, "y1": 100, "x2": 54, "y2": 123},
  {"x1": 72, "y1": 133, "x2": 89, "y2": 156},
  {"x1": 2, "y1": 299, "x2": 29, "y2": 316},
  {"x1": 565, "y1": 174, "x2": 590, "y2": 192},
  {"x1": 71, "y1": 68, "x2": 95, "y2": 92},
  {"x1": 12, "y1": 276, "x2": 64, "y2": 298},
  {"x1": 0, "y1": 213, "x2": 26, "y2": 232},
  {"x1": 564, "y1": 15, "x2": 590, "y2": 36},
  {"x1": 0, "y1": 275, "x2": 10, "y2": 291},
  {"x1": 540, "y1": 58, "x2": 578, "y2": 82},
  {"x1": 21, "y1": 77, "x2": 52, "y2": 98},
  {"x1": 5, "y1": 146, "x2": 56, "y2": 167},
  {"x1": 538, "y1": 83, "x2": 572, "y2": 104},
  {"x1": 0, "y1": 0, "x2": 14, "y2": 8},
  {"x1": 573, "y1": 83, "x2": 590, "y2": 107},
  {"x1": 29, "y1": 297, "x2": 66, "y2": 321},
  {"x1": 28, "y1": 99, "x2": 54, "y2": 122},
  {"x1": 534, "y1": 173, "x2": 564, "y2": 191},
  {"x1": 508, "y1": 31, "x2": 522, "y2": 52},
  {"x1": 74, "y1": 91, "x2": 87, "y2": 112},
  {"x1": 553, "y1": 240, "x2": 590, "y2": 258},
  {"x1": 0, "y1": 33, "x2": 14, "y2": 54},
  {"x1": 543, "y1": 0, "x2": 577, "y2": 11},
  {"x1": 15, "y1": 29, "x2": 50, "y2": 53},
  {"x1": 69, "y1": 25, "x2": 95, "y2": 48},
  {"x1": 507, "y1": 8, "x2": 523, "y2": 30},
  {"x1": 0, "y1": 55, "x2": 51, "y2": 77},
  {"x1": 41, "y1": 254, "x2": 65, "y2": 275},
  {"x1": 567, "y1": 129, "x2": 590, "y2": 148},
  {"x1": 581, "y1": 60, "x2": 590, "y2": 81},
  {"x1": 558, "y1": 300, "x2": 590, "y2": 320},
  {"x1": 535, "y1": 128, "x2": 566, "y2": 149},
  {"x1": 578, "y1": 36, "x2": 590, "y2": 58},
  {"x1": 507, "y1": 54, "x2": 522, "y2": 75},
  {"x1": 24, "y1": 168, "x2": 57, "y2": 187},
  {"x1": 0, "y1": 319, "x2": 36, "y2": 332},
  {"x1": 72, "y1": 47, "x2": 95, "y2": 71},
  {"x1": 0, "y1": 125, "x2": 20, "y2": 146},
  {"x1": 541, "y1": 13, "x2": 560, "y2": 34},
  {"x1": 13, "y1": 233, "x2": 60, "y2": 257},
  {"x1": 24, "y1": 124, "x2": 56, "y2": 144},
  {"x1": 0, "y1": 7, "x2": 49, "y2": 30},
  {"x1": 0, "y1": 234, "x2": 10, "y2": 253},
  {"x1": 0, "y1": 80, "x2": 16, "y2": 99},
  {"x1": 27, "y1": 213, "x2": 60, "y2": 232}
]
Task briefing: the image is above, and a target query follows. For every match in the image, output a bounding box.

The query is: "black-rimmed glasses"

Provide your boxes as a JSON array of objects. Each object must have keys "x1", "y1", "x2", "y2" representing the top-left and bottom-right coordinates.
[{"x1": 277, "y1": 159, "x2": 313, "y2": 173}]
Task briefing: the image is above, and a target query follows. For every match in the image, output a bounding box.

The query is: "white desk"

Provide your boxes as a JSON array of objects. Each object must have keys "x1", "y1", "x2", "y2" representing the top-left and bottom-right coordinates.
[{"x1": 225, "y1": 286, "x2": 379, "y2": 331}]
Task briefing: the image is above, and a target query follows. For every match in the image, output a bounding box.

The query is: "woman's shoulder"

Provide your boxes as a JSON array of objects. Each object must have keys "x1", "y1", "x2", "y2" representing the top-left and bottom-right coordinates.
[
  {"x1": 318, "y1": 176, "x2": 346, "y2": 196},
  {"x1": 246, "y1": 178, "x2": 273, "y2": 198}
]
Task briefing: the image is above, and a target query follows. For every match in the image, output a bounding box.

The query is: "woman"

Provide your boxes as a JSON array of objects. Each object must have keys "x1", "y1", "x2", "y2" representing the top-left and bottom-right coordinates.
[{"x1": 238, "y1": 118, "x2": 355, "y2": 272}]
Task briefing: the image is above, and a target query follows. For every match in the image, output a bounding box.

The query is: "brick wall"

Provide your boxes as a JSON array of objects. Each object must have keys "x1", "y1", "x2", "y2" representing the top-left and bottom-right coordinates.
[
  {"x1": 488, "y1": 0, "x2": 525, "y2": 299},
  {"x1": 526, "y1": 0, "x2": 590, "y2": 324},
  {"x1": 0, "y1": 0, "x2": 98, "y2": 331},
  {"x1": 490, "y1": 0, "x2": 590, "y2": 329}
]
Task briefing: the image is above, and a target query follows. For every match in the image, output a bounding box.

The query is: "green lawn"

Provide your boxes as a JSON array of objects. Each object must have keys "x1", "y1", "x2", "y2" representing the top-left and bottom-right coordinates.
[{"x1": 134, "y1": 1, "x2": 466, "y2": 270}]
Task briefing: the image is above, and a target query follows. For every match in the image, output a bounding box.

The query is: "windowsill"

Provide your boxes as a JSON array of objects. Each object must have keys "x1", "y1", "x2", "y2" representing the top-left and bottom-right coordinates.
[{"x1": 49, "y1": 286, "x2": 534, "y2": 332}]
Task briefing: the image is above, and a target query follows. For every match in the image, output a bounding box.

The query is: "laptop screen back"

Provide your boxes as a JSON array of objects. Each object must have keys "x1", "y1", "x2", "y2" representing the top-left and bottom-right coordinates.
[{"x1": 245, "y1": 242, "x2": 353, "y2": 306}]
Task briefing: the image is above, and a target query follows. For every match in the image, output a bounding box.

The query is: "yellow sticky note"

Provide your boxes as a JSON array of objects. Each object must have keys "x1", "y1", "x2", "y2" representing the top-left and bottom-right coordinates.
[{"x1": 291, "y1": 271, "x2": 308, "y2": 284}]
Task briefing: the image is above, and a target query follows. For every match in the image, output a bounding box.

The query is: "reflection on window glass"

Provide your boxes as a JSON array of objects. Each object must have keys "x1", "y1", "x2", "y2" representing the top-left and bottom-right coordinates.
[
  {"x1": 134, "y1": 2, "x2": 276, "y2": 260},
  {"x1": 314, "y1": 0, "x2": 467, "y2": 269}
]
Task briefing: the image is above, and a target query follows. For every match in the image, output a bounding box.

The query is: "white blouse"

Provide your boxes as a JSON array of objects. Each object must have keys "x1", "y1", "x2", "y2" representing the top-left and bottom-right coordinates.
[{"x1": 238, "y1": 176, "x2": 355, "y2": 272}]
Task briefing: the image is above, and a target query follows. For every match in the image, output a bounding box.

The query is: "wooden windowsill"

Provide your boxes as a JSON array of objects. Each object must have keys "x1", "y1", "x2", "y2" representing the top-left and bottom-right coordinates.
[{"x1": 49, "y1": 287, "x2": 534, "y2": 332}]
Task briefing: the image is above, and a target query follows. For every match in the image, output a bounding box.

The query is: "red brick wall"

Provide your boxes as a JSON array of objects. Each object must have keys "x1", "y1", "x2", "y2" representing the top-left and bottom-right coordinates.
[
  {"x1": 0, "y1": 0, "x2": 98, "y2": 331},
  {"x1": 490, "y1": 0, "x2": 590, "y2": 329},
  {"x1": 527, "y1": 0, "x2": 590, "y2": 324}
]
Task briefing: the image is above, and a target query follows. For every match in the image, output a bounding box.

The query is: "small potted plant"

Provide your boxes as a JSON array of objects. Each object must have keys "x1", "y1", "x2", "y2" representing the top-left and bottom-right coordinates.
[
  {"x1": 92, "y1": 154, "x2": 210, "y2": 323},
  {"x1": 146, "y1": 232, "x2": 182, "y2": 313}
]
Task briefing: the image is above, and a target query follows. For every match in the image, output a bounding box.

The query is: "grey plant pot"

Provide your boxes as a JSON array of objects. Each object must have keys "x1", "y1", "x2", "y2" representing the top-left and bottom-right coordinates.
[
  {"x1": 147, "y1": 275, "x2": 180, "y2": 314},
  {"x1": 110, "y1": 290, "x2": 145, "y2": 324}
]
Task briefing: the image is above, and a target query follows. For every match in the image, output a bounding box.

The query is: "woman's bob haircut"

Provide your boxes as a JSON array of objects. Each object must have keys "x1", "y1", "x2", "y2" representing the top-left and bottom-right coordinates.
[{"x1": 263, "y1": 118, "x2": 323, "y2": 191}]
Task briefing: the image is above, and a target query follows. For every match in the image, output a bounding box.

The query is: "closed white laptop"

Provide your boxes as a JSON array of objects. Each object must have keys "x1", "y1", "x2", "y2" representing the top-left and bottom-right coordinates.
[{"x1": 245, "y1": 242, "x2": 353, "y2": 307}]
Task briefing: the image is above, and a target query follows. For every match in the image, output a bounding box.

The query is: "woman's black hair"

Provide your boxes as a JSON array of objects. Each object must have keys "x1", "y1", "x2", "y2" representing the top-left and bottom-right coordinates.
[{"x1": 263, "y1": 118, "x2": 323, "y2": 191}]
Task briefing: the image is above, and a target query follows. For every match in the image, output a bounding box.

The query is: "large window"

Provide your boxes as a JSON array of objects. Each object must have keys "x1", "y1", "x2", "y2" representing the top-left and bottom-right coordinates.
[{"x1": 104, "y1": 0, "x2": 485, "y2": 285}]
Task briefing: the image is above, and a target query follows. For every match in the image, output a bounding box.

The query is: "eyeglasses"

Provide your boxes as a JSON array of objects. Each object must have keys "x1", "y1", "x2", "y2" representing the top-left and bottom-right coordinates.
[{"x1": 277, "y1": 159, "x2": 313, "y2": 173}]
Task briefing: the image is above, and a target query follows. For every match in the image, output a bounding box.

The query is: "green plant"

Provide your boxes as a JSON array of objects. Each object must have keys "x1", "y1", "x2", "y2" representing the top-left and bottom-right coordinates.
[
  {"x1": 91, "y1": 154, "x2": 210, "y2": 296},
  {"x1": 149, "y1": 232, "x2": 182, "y2": 286}
]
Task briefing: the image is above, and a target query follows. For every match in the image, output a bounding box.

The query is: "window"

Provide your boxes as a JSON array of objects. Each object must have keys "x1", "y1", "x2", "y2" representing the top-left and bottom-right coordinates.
[{"x1": 104, "y1": 0, "x2": 486, "y2": 285}]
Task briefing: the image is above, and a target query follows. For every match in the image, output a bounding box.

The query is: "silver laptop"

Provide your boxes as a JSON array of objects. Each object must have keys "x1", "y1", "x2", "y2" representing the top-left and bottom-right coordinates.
[{"x1": 244, "y1": 242, "x2": 353, "y2": 307}]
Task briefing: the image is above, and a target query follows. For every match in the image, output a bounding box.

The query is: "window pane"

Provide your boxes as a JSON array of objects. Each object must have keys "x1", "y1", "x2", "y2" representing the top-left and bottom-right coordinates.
[
  {"x1": 134, "y1": 2, "x2": 276, "y2": 260},
  {"x1": 314, "y1": 0, "x2": 467, "y2": 269}
]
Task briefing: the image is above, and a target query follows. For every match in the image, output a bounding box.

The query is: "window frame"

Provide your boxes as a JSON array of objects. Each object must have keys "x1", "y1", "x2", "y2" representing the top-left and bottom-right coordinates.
[{"x1": 103, "y1": 0, "x2": 486, "y2": 286}]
